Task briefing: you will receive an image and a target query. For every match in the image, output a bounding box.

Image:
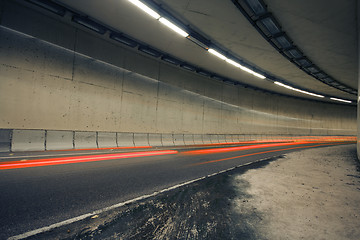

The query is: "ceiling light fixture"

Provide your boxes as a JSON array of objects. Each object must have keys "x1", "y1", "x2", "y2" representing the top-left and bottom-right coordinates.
[
  {"x1": 72, "y1": 16, "x2": 107, "y2": 34},
  {"x1": 240, "y1": 65, "x2": 266, "y2": 79},
  {"x1": 225, "y1": 58, "x2": 265, "y2": 79},
  {"x1": 138, "y1": 46, "x2": 161, "y2": 57},
  {"x1": 330, "y1": 98, "x2": 352, "y2": 104},
  {"x1": 208, "y1": 48, "x2": 227, "y2": 60},
  {"x1": 110, "y1": 33, "x2": 138, "y2": 47},
  {"x1": 274, "y1": 81, "x2": 324, "y2": 98},
  {"x1": 251, "y1": 71, "x2": 266, "y2": 79},
  {"x1": 244, "y1": 0, "x2": 267, "y2": 16},
  {"x1": 226, "y1": 59, "x2": 242, "y2": 68},
  {"x1": 127, "y1": 0, "x2": 160, "y2": 19},
  {"x1": 159, "y1": 17, "x2": 189, "y2": 37}
]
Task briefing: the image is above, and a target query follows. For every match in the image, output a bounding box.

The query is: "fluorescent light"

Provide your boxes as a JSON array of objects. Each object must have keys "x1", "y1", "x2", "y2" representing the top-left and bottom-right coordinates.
[
  {"x1": 274, "y1": 81, "x2": 291, "y2": 89},
  {"x1": 330, "y1": 98, "x2": 352, "y2": 104},
  {"x1": 159, "y1": 17, "x2": 189, "y2": 37},
  {"x1": 208, "y1": 48, "x2": 227, "y2": 60},
  {"x1": 251, "y1": 72, "x2": 266, "y2": 79},
  {"x1": 240, "y1": 65, "x2": 253, "y2": 74},
  {"x1": 240, "y1": 65, "x2": 266, "y2": 79},
  {"x1": 226, "y1": 59, "x2": 242, "y2": 68},
  {"x1": 128, "y1": 0, "x2": 160, "y2": 19},
  {"x1": 225, "y1": 59, "x2": 265, "y2": 79},
  {"x1": 274, "y1": 81, "x2": 324, "y2": 98}
]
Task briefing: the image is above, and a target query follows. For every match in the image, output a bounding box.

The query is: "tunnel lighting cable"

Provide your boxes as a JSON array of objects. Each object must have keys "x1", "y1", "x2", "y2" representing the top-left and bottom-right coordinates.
[
  {"x1": 330, "y1": 97, "x2": 352, "y2": 104},
  {"x1": 128, "y1": 0, "x2": 160, "y2": 19},
  {"x1": 159, "y1": 17, "x2": 189, "y2": 37},
  {"x1": 274, "y1": 81, "x2": 324, "y2": 98}
]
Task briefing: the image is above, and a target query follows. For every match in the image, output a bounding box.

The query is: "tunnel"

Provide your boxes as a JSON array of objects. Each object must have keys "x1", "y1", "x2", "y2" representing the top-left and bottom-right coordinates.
[{"x1": 0, "y1": 0, "x2": 359, "y2": 239}]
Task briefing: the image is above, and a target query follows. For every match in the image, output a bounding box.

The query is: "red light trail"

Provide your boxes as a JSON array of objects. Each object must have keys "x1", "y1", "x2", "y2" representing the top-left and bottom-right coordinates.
[{"x1": 0, "y1": 150, "x2": 178, "y2": 170}]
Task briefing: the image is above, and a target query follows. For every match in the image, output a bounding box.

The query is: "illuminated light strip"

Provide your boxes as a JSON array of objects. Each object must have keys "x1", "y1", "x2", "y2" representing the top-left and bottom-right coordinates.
[
  {"x1": 226, "y1": 58, "x2": 242, "y2": 68},
  {"x1": 127, "y1": 0, "x2": 188, "y2": 37},
  {"x1": 0, "y1": 150, "x2": 178, "y2": 170},
  {"x1": 208, "y1": 48, "x2": 227, "y2": 60},
  {"x1": 225, "y1": 59, "x2": 266, "y2": 79},
  {"x1": 330, "y1": 97, "x2": 352, "y2": 104},
  {"x1": 159, "y1": 17, "x2": 189, "y2": 37},
  {"x1": 191, "y1": 142, "x2": 350, "y2": 166},
  {"x1": 274, "y1": 81, "x2": 324, "y2": 98},
  {"x1": 127, "y1": 0, "x2": 160, "y2": 19},
  {"x1": 239, "y1": 65, "x2": 266, "y2": 79}
]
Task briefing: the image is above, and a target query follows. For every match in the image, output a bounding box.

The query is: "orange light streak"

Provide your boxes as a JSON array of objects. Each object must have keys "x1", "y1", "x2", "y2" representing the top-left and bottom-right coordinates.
[
  {"x1": 191, "y1": 142, "x2": 350, "y2": 166},
  {"x1": 0, "y1": 150, "x2": 178, "y2": 170},
  {"x1": 182, "y1": 141, "x2": 314, "y2": 155}
]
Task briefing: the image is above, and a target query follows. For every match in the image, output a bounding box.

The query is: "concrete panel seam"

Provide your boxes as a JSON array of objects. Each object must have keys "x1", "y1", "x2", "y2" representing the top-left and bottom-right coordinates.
[
  {"x1": 96, "y1": 132, "x2": 99, "y2": 149},
  {"x1": 115, "y1": 132, "x2": 119, "y2": 147},
  {"x1": 132, "y1": 133, "x2": 135, "y2": 147},
  {"x1": 9, "y1": 129, "x2": 13, "y2": 152},
  {"x1": 72, "y1": 131, "x2": 75, "y2": 149},
  {"x1": 44, "y1": 130, "x2": 47, "y2": 151}
]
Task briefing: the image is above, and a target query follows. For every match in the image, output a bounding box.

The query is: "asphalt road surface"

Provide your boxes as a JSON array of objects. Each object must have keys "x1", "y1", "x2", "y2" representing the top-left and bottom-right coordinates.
[{"x1": 0, "y1": 139, "x2": 353, "y2": 239}]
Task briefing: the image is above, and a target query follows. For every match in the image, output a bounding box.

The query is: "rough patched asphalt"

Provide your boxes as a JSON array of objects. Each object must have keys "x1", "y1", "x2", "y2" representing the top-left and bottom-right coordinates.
[
  {"x1": 28, "y1": 159, "x2": 275, "y2": 240},
  {"x1": 28, "y1": 144, "x2": 360, "y2": 240}
]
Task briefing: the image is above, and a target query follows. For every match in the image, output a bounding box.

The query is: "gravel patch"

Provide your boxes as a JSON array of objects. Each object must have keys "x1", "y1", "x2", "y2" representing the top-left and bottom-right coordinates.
[{"x1": 233, "y1": 144, "x2": 360, "y2": 240}]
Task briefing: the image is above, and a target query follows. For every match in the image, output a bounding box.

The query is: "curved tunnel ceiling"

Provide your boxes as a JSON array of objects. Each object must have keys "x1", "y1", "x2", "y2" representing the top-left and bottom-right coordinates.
[
  {"x1": 231, "y1": 0, "x2": 357, "y2": 96},
  {"x1": 40, "y1": 0, "x2": 357, "y2": 104}
]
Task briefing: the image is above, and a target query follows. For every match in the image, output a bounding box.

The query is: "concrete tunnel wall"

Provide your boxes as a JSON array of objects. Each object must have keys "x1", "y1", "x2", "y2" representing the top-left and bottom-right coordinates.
[{"x1": 0, "y1": 0, "x2": 357, "y2": 151}]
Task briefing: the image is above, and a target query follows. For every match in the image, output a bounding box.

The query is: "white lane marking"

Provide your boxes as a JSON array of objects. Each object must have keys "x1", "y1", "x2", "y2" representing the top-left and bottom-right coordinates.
[{"x1": 8, "y1": 156, "x2": 277, "y2": 240}]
